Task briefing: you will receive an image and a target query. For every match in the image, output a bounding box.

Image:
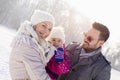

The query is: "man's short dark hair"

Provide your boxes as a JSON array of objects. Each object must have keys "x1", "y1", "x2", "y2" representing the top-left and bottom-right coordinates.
[{"x1": 92, "y1": 22, "x2": 110, "y2": 42}]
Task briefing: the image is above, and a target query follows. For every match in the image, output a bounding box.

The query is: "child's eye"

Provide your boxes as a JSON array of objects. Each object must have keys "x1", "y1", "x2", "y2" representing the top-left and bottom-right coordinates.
[
  {"x1": 52, "y1": 39, "x2": 56, "y2": 41},
  {"x1": 58, "y1": 40, "x2": 61, "y2": 42}
]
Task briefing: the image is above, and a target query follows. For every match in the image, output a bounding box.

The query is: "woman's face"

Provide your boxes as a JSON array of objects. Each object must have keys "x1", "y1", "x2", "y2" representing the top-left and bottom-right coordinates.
[{"x1": 35, "y1": 21, "x2": 53, "y2": 39}]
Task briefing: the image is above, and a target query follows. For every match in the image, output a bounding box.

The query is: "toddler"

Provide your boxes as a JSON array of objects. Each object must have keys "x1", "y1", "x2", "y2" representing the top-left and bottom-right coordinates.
[{"x1": 46, "y1": 27, "x2": 71, "y2": 80}]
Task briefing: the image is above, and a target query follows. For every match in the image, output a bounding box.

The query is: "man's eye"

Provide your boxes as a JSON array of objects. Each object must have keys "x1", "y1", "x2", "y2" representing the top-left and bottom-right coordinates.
[{"x1": 49, "y1": 29, "x2": 52, "y2": 31}]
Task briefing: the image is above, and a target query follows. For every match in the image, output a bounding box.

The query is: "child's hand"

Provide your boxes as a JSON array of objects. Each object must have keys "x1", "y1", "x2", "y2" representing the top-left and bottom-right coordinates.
[{"x1": 55, "y1": 47, "x2": 64, "y2": 63}]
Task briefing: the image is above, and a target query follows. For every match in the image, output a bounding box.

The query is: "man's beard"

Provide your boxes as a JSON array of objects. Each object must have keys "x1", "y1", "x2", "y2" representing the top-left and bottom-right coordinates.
[
  {"x1": 84, "y1": 47, "x2": 96, "y2": 53},
  {"x1": 81, "y1": 42, "x2": 96, "y2": 53}
]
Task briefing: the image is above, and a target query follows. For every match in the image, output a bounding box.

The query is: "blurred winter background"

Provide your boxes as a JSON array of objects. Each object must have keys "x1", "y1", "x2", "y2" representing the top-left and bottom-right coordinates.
[{"x1": 0, "y1": 0, "x2": 120, "y2": 80}]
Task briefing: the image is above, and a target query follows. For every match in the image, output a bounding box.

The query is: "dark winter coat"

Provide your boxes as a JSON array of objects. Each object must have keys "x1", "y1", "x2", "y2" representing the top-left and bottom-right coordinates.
[{"x1": 58, "y1": 42, "x2": 111, "y2": 80}]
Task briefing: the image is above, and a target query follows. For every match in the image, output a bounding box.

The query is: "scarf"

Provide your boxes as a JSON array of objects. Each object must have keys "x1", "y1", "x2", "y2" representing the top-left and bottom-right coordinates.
[
  {"x1": 80, "y1": 47, "x2": 102, "y2": 59},
  {"x1": 11, "y1": 20, "x2": 53, "y2": 65}
]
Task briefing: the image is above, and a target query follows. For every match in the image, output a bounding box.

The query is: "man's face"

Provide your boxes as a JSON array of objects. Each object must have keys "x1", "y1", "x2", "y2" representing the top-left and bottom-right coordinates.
[{"x1": 81, "y1": 28, "x2": 104, "y2": 52}]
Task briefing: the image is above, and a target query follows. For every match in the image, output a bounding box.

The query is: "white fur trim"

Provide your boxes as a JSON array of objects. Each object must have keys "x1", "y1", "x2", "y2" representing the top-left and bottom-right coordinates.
[{"x1": 11, "y1": 21, "x2": 54, "y2": 65}]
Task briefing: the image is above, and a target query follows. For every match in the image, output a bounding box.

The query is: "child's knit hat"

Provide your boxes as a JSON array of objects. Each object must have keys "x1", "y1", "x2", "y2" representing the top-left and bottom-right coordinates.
[{"x1": 47, "y1": 26, "x2": 65, "y2": 43}]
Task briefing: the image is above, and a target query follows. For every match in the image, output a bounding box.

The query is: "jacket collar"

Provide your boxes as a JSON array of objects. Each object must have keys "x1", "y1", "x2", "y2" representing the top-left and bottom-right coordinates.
[{"x1": 72, "y1": 52, "x2": 102, "y2": 71}]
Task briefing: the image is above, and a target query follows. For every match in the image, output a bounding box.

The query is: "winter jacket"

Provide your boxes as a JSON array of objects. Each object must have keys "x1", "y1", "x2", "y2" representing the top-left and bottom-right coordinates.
[
  {"x1": 9, "y1": 21, "x2": 55, "y2": 80},
  {"x1": 58, "y1": 42, "x2": 111, "y2": 80},
  {"x1": 46, "y1": 47, "x2": 71, "y2": 80}
]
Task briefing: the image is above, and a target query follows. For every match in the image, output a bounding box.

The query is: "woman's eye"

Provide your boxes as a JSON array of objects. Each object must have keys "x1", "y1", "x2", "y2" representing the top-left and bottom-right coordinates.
[{"x1": 42, "y1": 25, "x2": 46, "y2": 28}]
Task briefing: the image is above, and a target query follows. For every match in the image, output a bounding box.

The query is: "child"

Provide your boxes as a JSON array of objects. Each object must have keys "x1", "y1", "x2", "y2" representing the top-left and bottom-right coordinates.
[{"x1": 46, "y1": 27, "x2": 71, "y2": 80}]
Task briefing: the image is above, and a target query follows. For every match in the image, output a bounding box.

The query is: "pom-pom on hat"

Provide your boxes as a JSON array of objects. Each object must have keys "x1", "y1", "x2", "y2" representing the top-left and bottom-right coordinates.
[
  {"x1": 47, "y1": 26, "x2": 65, "y2": 43},
  {"x1": 30, "y1": 10, "x2": 55, "y2": 26}
]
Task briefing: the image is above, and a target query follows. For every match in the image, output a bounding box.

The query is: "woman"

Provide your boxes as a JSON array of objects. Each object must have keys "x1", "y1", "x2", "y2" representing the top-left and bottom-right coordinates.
[{"x1": 9, "y1": 10, "x2": 55, "y2": 80}]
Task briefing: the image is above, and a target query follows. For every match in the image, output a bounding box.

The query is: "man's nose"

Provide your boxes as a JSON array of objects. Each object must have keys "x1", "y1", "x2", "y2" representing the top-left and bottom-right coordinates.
[{"x1": 84, "y1": 37, "x2": 87, "y2": 41}]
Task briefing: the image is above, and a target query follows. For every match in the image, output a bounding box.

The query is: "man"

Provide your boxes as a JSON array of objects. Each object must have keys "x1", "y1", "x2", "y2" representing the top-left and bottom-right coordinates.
[{"x1": 58, "y1": 22, "x2": 111, "y2": 80}]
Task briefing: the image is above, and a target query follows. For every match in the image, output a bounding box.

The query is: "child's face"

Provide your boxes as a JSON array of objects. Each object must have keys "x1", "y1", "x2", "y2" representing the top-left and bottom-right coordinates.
[{"x1": 50, "y1": 38, "x2": 63, "y2": 48}]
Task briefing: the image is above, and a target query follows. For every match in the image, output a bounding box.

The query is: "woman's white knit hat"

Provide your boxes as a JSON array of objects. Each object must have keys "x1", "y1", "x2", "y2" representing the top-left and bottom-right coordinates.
[
  {"x1": 30, "y1": 10, "x2": 55, "y2": 26},
  {"x1": 47, "y1": 26, "x2": 65, "y2": 43}
]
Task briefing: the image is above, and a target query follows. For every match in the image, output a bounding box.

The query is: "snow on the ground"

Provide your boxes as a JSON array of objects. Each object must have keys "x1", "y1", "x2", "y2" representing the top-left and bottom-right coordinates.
[
  {"x1": 0, "y1": 26, "x2": 16, "y2": 80},
  {"x1": 0, "y1": 25, "x2": 120, "y2": 80},
  {"x1": 111, "y1": 69, "x2": 120, "y2": 80}
]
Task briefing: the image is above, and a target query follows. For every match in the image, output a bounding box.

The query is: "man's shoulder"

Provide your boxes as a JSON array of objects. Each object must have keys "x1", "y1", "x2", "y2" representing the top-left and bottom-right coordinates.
[
  {"x1": 101, "y1": 55, "x2": 111, "y2": 66},
  {"x1": 95, "y1": 54, "x2": 111, "y2": 67},
  {"x1": 66, "y1": 42, "x2": 81, "y2": 51}
]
